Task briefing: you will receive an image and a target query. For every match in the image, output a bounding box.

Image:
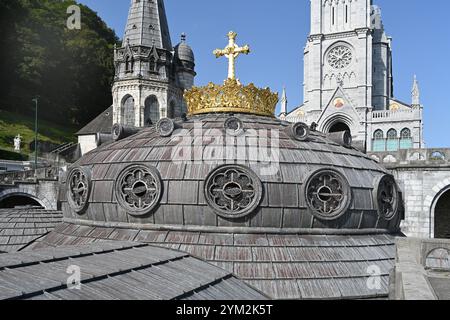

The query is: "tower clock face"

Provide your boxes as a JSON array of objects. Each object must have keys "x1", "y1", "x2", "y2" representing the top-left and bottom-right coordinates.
[{"x1": 327, "y1": 45, "x2": 353, "y2": 69}]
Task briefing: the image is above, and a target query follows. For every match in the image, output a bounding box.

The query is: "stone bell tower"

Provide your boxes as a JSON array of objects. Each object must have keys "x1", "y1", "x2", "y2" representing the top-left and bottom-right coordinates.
[{"x1": 112, "y1": 0, "x2": 196, "y2": 127}]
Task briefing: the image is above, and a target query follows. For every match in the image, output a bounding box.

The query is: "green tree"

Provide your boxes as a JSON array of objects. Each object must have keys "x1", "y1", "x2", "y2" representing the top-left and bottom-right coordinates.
[{"x1": 0, "y1": 0, "x2": 119, "y2": 127}]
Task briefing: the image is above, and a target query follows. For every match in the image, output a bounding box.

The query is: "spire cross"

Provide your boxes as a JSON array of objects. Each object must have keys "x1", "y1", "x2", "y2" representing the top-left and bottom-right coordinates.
[{"x1": 213, "y1": 31, "x2": 250, "y2": 80}]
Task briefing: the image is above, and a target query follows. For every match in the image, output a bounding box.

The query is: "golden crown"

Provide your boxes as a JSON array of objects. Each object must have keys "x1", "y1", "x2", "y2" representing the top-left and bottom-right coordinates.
[{"x1": 184, "y1": 31, "x2": 279, "y2": 117}]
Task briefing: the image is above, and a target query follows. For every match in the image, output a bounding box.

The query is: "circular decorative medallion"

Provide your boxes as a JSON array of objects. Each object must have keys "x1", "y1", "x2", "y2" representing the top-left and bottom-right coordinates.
[
  {"x1": 67, "y1": 167, "x2": 92, "y2": 214},
  {"x1": 111, "y1": 123, "x2": 123, "y2": 141},
  {"x1": 374, "y1": 175, "x2": 399, "y2": 220},
  {"x1": 156, "y1": 118, "x2": 176, "y2": 137},
  {"x1": 327, "y1": 45, "x2": 353, "y2": 69},
  {"x1": 334, "y1": 98, "x2": 345, "y2": 109},
  {"x1": 224, "y1": 117, "x2": 244, "y2": 136},
  {"x1": 204, "y1": 165, "x2": 263, "y2": 219},
  {"x1": 305, "y1": 169, "x2": 351, "y2": 220},
  {"x1": 290, "y1": 122, "x2": 310, "y2": 141},
  {"x1": 115, "y1": 165, "x2": 162, "y2": 216}
]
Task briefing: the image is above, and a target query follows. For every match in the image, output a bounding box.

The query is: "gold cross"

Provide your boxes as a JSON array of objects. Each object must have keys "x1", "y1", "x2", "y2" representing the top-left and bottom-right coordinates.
[{"x1": 213, "y1": 31, "x2": 250, "y2": 80}]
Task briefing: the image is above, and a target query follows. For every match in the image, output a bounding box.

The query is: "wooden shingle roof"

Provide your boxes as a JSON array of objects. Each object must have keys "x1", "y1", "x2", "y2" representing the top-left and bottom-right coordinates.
[
  {"x1": 31, "y1": 223, "x2": 399, "y2": 300},
  {"x1": 0, "y1": 209, "x2": 62, "y2": 253},
  {"x1": 0, "y1": 240, "x2": 267, "y2": 300}
]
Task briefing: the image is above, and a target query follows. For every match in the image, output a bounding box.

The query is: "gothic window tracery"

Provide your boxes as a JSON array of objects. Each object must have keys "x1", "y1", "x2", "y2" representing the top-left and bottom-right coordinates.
[
  {"x1": 115, "y1": 165, "x2": 163, "y2": 216},
  {"x1": 387, "y1": 129, "x2": 399, "y2": 151},
  {"x1": 372, "y1": 130, "x2": 385, "y2": 152},
  {"x1": 204, "y1": 165, "x2": 263, "y2": 219},
  {"x1": 305, "y1": 169, "x2": 351, "y2": 220},
  {"x1": 400, "y1": 128, "x2": 413, "y2": 149},
  {"x1": 67, "y1": 167, "x2": 92, "y2": 214},
  {"x1": 327, "y1": 45, "x2": 353, "y2": 69},
  {"x1": 374, "y1": 175, "x2": 399, "y2": 220}
]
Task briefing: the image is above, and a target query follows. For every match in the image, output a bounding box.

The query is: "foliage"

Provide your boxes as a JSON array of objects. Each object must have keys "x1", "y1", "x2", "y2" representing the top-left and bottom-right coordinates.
[
  {"x1": 0, "y1": 109, "x2": 76, "y2": 157},
  {"x1": 0, "y1": 0, "x2": 119, "y2": 128}
]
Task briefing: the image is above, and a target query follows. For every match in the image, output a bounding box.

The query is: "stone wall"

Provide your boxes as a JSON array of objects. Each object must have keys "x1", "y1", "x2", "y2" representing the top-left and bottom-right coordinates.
[{"x1": 369, "y1": 149, "x2": 450, "y2": 238}]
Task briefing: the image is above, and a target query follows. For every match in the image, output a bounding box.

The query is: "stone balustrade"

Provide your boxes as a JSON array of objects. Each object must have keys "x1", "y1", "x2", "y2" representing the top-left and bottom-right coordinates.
[
  {"x1": 368, "y1": 148, "x2": 450, "y2": 167},
  {"x1": 371, "y1": 108, "x2": 421, "y2": 121},
  {"x1": 0, "y1": 167, "x2": 59, "y2": 186}
]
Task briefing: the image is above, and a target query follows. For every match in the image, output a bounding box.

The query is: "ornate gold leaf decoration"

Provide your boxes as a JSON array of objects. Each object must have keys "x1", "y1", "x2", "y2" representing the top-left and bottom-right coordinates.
[{"x1": 184, "y1": 79, "x2": 279, "y2": 117}]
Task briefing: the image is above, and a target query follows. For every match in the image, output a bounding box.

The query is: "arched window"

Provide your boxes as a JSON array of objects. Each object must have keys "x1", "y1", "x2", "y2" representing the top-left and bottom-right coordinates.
[
  {"x1": 387, "y1": 129, "x2": 399, "y2": 151},
  {"x1": 372, "y1": 130, "x2": 385, "y2": 152},
  {"x1": 121, "y1": 95, "x2": 135, "y2": 126},
  {"x1": 400, "y1": 128, "x2": 413, "y2": 149},
  {"x1": 149, "y1": 57, "x2": 156, "y2": 73},
  {"x1": 144, "y1": 96, "x2": 160, "y2": 126},
  {"x1": 125, "y1": 56, "x2": 130, "y2": 72},
  {"x1": 387, "y1": 129, "x2": 398, "y2": 139},
  {"x1": 374, "y1": 130, "x2": 384, "y2": 140}
]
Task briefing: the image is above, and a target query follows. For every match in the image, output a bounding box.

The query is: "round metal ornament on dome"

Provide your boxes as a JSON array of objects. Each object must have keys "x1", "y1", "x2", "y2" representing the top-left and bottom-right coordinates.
[
  {"x1": 112, "y1": 123, "x2": 140, "y2": 142},
  {"x1": 224, "y1": 117, "x2": 245, "y2": 136},
  {"x1": 374, "y1": 175, "x2": 399, "y2": 220},
  {"x1": 204, "y1": 165, "x2": 263, "y2": 219},
  {"x1": 305, "y1": 169, "x2": 352, "y2": 220},
  {"x1": 289, "y1": 122, "x2": 310, "y2": 141},
  {"x1": 115, "y1": 164, "x2": 163, "y2": 216},
  {"x1": 67, "y1": 167, "x2": 92, "y2": 214},
  {"x1": 156, "y1": 118, "x2": 176, "y2": 137}
]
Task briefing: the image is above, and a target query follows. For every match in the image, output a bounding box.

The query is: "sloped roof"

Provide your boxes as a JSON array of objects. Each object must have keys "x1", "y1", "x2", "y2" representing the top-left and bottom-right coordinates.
[
  {"x1": 31, "y1": 223, "x2": 398, "y2": 300},
  {"x1": 0, "y1": 209, "x2": 62, "y2": 253},
  {"x1": 76, "y1": 106, "x2": 113, "y2": 136},
  {"x1": 123, "y1": 0, "x2": 172, "y2": 50},
  {"x1": 0, "y1": 241, "x2": 267, "y2": 300}
]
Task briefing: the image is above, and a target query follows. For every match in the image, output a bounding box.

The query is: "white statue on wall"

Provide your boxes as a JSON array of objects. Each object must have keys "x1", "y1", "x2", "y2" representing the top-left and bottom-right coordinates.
[{"x1": 13, "y1": 134, "x2": 22, "y2": 152}]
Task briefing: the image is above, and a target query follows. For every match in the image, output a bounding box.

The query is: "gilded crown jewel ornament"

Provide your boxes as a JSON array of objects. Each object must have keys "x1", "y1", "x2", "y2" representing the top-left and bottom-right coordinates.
[{"x1": 184, "y1": 31, "x2": 279, "y2": 117}]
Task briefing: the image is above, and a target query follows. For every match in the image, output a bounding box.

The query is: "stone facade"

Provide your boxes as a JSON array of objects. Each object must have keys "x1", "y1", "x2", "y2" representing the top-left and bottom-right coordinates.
[
  {"x1": 285, "y1": 0, "x2": 424, "y2": 153},
  {"x1": 368, "y1": 149, "x2": 450, "y2": 239}
]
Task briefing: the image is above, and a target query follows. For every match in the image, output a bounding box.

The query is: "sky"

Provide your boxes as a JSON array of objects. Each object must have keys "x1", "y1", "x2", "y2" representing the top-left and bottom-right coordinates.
[{"x1": 78, "y1": 0, "x2": 450, "y2": 147}]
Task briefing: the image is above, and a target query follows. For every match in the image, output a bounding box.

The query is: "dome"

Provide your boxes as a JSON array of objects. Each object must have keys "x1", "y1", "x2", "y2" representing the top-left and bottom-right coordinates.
[
  {"x1": 62, "y1": 114, "x2": 402, "y2": 232},
  {"x1": 53, "y1": 113, "x2": 403, "y2": 299},
  {"x1": 175, "y1": 33, "x2": 195, "y2": 63}
]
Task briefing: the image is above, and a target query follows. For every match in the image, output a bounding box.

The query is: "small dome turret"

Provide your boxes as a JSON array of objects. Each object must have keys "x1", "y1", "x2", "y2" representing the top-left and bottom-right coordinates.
[{"x1": 175, "y1": 33, "x2": 195, "y2": 64}]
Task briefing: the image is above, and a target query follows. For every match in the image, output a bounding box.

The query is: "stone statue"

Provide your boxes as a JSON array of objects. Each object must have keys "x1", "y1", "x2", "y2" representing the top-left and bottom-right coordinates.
[{"x1": 13, "y1": 134, "x2": 22, "y2": 152}]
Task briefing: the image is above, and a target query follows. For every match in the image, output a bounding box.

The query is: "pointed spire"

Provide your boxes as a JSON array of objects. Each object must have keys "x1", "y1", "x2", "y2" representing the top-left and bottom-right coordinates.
[
  {"x1": 412, "y1": 74, "x2": 421, "y2": 107},
  {"x1": 280, "y1": 87, "x2": 288, "y2": 119},
  {"x1": 123, "y1": 0, "x2": 172, "y2": 50}
]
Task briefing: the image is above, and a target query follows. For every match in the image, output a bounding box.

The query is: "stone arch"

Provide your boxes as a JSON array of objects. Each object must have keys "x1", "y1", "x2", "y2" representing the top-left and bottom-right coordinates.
[
  {"x1": 121, "y1": 95, "x2": 135, "y2": 126},
  {"x1": 425, "y1": 179, "x2": 450, "y2": 238},
  {"x1": 0, "y1": 188, "x2": 52, "y2": 210},
  {"x1": 320, "y1": 113, "x2": 354, "y2": 135},
  {"x1": 144, "y1": 95, "x2": 160, "y2": 126},
  {"x1": 425, "y1": 248, "x2": 450, "y2": 270},
  {"x1": 383, "y1": 155, "x2": 397, "y2": 163}
]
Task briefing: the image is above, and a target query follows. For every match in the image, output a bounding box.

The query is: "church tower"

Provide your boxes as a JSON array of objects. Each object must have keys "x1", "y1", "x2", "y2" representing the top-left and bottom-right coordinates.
[{"x1": 112, "y1": 0, "x2": 196, "y2": 127}]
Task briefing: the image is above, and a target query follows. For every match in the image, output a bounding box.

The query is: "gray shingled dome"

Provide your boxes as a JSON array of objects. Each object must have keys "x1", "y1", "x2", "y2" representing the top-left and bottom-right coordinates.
[
  {"x1": 175, "y1": 36, "x2": 195, "y2": 63},
  {"x1": 55, "y1": 112, "x2": 403, "y2": 299}
]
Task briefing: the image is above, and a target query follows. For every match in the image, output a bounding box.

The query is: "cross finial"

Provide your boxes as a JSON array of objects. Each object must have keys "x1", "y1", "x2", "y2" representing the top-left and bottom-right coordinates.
[{"x1": 213, "y1": 31, "x2": 250, "y2": 80}]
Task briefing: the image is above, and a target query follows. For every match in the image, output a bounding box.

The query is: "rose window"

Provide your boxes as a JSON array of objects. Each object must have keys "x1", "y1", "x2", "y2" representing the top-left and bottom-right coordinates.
[
  {"x1": 205, "y1": 165, "x2": 263, "y2": 219},
  {"x1": 115, "y1": 165, "x2": 162, "y2": 216},
  {"x1": 327, "y1": 45, "x2": 353, "y2": 69},
  {"x1": 305, "y1": 169, "x2": 351, "y2": 220},
  {"x1": 374, "y1": 175, "x2": 399, "y2": 220},
  {"x1": 67, "y1": 167, "x2": 92, "y2": 214}
]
